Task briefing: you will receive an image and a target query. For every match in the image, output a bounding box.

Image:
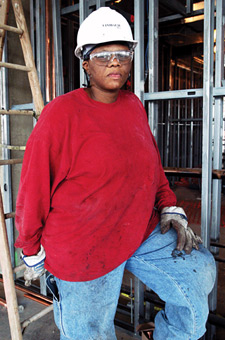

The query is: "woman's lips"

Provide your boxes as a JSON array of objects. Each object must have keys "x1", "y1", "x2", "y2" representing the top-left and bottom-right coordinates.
[{"x1": 108, "y1": 73, "x2": 121, "y2": 79}]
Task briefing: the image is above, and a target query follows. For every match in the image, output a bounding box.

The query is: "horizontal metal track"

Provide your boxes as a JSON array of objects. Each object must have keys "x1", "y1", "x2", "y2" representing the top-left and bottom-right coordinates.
[{"x1": 144, "y1": 87, "x2": 225, "y2": 101}]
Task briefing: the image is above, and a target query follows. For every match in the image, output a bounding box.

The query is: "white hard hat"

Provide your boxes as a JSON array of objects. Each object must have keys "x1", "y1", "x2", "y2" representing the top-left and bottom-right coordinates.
[{"x1": 74, "y1": 7, "x2": 138, "y2": 59}]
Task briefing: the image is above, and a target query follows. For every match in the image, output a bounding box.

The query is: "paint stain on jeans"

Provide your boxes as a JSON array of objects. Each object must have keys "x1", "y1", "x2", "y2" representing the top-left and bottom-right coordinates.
[{"x1": 171, "y1": 249, "x2": 186, "y2": 260}]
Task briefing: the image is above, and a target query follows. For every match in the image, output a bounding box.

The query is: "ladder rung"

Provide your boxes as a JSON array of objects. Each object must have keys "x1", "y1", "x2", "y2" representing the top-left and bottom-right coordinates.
[
  {"x1": 0, "y1": 158, "x2": 23, "y2": 166},
  {"x1": 13, "y1": 263, "x2": 26, "y2": 273},
  {"x1": 5, "y1": 212, "x2": 15, "y2": 219},
  {"x1": 0, "y1": 109, "x2": 35, "y2": 116},
  {"x1": 0, "y1": 61, "x2": 32, "y2": 72},
  {"x1": 0, "y1": 144, "x2": 26, "y2": 151},
  {"x1": 0, "y1": 23, "x2": 23, "y2": 35}
]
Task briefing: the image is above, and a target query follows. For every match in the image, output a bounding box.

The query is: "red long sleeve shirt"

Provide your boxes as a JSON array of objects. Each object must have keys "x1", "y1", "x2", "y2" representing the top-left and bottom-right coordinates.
[{"x1": 15, "y1": 88, "x2": 176, "y2": 281}]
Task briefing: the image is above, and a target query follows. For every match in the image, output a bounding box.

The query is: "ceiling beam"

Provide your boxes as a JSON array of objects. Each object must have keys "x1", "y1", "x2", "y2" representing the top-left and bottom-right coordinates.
[{"x1": 160, "y1": 0, "x2": 186, "y2": 16}]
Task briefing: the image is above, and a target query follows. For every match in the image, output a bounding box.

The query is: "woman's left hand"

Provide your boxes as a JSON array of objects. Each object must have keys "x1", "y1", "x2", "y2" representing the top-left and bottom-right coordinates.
[{"x1": 160, "y1": 206, "x2": 202, "y2": 254}]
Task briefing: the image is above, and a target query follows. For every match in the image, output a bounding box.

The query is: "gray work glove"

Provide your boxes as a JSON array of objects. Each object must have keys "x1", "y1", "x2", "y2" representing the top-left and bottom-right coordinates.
[
  {"x1": 21, "y1": 245, "x2": 46, "y2": 286},
  {"x1": 160, "y1": 206, "x2": 202, "y2": 254}
]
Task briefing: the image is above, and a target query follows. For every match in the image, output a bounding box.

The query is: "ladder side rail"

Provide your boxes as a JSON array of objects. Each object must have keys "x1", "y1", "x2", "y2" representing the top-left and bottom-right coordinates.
[
  {"x1": 0, "y1": 0, "x2": 10, "y2": 61},
  {"x1": 11, "y1": 0, "x2": 44, "y2": 114},
  {"x1": 0, "y1": 188, "x2": 23, "y2": 340}
]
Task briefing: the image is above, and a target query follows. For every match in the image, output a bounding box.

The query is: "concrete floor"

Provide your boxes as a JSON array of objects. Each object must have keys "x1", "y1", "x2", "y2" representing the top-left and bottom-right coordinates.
[{"x1": 0, "y1": 186, "x2": 225, "y2": 339}]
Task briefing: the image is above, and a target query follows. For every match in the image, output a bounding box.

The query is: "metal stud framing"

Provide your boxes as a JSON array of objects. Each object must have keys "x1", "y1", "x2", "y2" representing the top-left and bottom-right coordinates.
[{"x1": 144, "y1": 0, "x2": 224, "y2": 318}]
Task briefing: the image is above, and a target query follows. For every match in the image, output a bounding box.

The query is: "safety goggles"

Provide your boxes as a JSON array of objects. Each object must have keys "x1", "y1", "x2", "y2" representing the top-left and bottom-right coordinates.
[{"x1": 89, "y1": 50, "x2": 134, "y2": 66}]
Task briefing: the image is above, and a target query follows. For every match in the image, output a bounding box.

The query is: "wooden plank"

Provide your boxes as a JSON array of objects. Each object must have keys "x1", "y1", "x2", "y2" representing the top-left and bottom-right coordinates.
[
  {"x1": 0, "y1": 188, "x2": 23, "y2": 340},
  {"x1": 164, "y1": 167, "x2": 202, "y2": 177},
  {"x1": 164, "y1": 167, "x2": 225, "y2": 179}
]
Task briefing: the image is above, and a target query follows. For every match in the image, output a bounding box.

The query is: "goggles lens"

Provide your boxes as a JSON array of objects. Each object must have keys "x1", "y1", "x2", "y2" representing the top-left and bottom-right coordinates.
[{"x1": 89, "y1": 50, "x2": 133, "y2": 65}]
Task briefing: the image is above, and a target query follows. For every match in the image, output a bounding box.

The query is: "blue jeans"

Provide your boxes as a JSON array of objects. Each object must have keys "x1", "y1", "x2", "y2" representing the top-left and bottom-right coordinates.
[{"x1": 46, "y1": 224, "x2": 216, "y2": 340}]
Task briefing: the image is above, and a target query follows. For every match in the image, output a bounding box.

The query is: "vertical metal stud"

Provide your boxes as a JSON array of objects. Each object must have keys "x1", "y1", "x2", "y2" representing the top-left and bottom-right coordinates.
[
  {"x1": 79, "y1": 0, "x2": 89, "y2": 87},
  {"x1": 134, "y1": 276, "x2": 145, "y2": 333},
  {"x1": 134, "y1": 0, "x2": 145, "y2": 332},
  {"x1": 52, "y1": 0, "x2": 64, "y2": 96},
  {"x1": 35, "y1": 0, "x2": 46, "y2": 102},
  {"x1": 148, "y1": 0, "x2": 158, "y2": 140},
  {"x1": 30, "y1": 0, "x2": 35, "y2": 57},
  {"x1": 190, "y1": 58, "x2": 194, "y2": 168},
  {"x1": 177, "y1": 69, "x2": 181, "y2": 167},
  {"x1": 34, "y1": 0, "x2": 47, "y2": 295},
  {"x1": 201, "y1": 0, "x2": 214, "y2": 249},
  {"x1": 1, "y1": 39, "x2": 14, "y2": 268},
  {"x1": 209, "y1": 0, "x2": 224, "y2": 312},
  {"x1": 68, "y1": 19, "x2": 75, "y2": 92},
  {"x1": 134, "y1": 0, "x2": 144, "y2": 103},
  {"x1": 165, "y1": 47, "x2": 173, "y2": 167},
  {"x1": 96, "y1": 0, "x2": 101, "y2": 9}
]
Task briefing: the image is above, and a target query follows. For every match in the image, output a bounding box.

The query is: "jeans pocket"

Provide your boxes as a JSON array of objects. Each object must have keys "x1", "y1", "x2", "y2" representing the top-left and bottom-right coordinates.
[
  {"x1": 46, "y1": 274, "x2": 59, "y2": 301},
  {"x1": 46, "y1": 274, "x2": 67, "y2": 337}
]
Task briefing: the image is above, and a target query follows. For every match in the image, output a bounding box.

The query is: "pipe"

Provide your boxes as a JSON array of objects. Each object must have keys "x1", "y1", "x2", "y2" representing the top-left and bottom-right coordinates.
[
  {"x1": 21, "y1": 304, "x2": 53, "y2": 331},
  {"x1": 23, "y1": 293, "x2": 51, "y2": 306},
  {"x1": 0, "y1": 277, "x2": 52, "y2": 304},
  {"x1": 0, "y1": 297, "x2": 7, "y2": 307}
]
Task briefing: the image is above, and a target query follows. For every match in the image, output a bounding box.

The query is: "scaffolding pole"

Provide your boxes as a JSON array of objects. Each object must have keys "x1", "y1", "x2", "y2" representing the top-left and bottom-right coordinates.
[
  {"x1": 148, "y1": 0, "x2": 158, "y2": 141},
  {"x1": 201, "y1": 0, "x2": 214, "y2": 250},
  {"x1": 209, "y1": 0, "x2": 225, "y2": 312}
]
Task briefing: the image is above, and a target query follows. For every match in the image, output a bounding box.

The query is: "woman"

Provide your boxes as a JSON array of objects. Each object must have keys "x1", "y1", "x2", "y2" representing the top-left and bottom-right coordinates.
[{"x1": 15, "y1": 7, "x2": 216, "y2": 340}]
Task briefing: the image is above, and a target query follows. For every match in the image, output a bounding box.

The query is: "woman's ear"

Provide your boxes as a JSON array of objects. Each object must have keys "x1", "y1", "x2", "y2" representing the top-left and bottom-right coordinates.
[{"x1": 82, "y1": 61, "x2": 89, "y2": 74}]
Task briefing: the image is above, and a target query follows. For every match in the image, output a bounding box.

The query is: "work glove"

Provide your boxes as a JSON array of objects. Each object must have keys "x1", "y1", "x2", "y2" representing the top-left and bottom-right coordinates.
[
  {"x1": 160, "y1": 206, "x2": 202, "y2": 254},
  {"x1": 21, "y1": 245, "x2": 46, "y2": 286}
]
